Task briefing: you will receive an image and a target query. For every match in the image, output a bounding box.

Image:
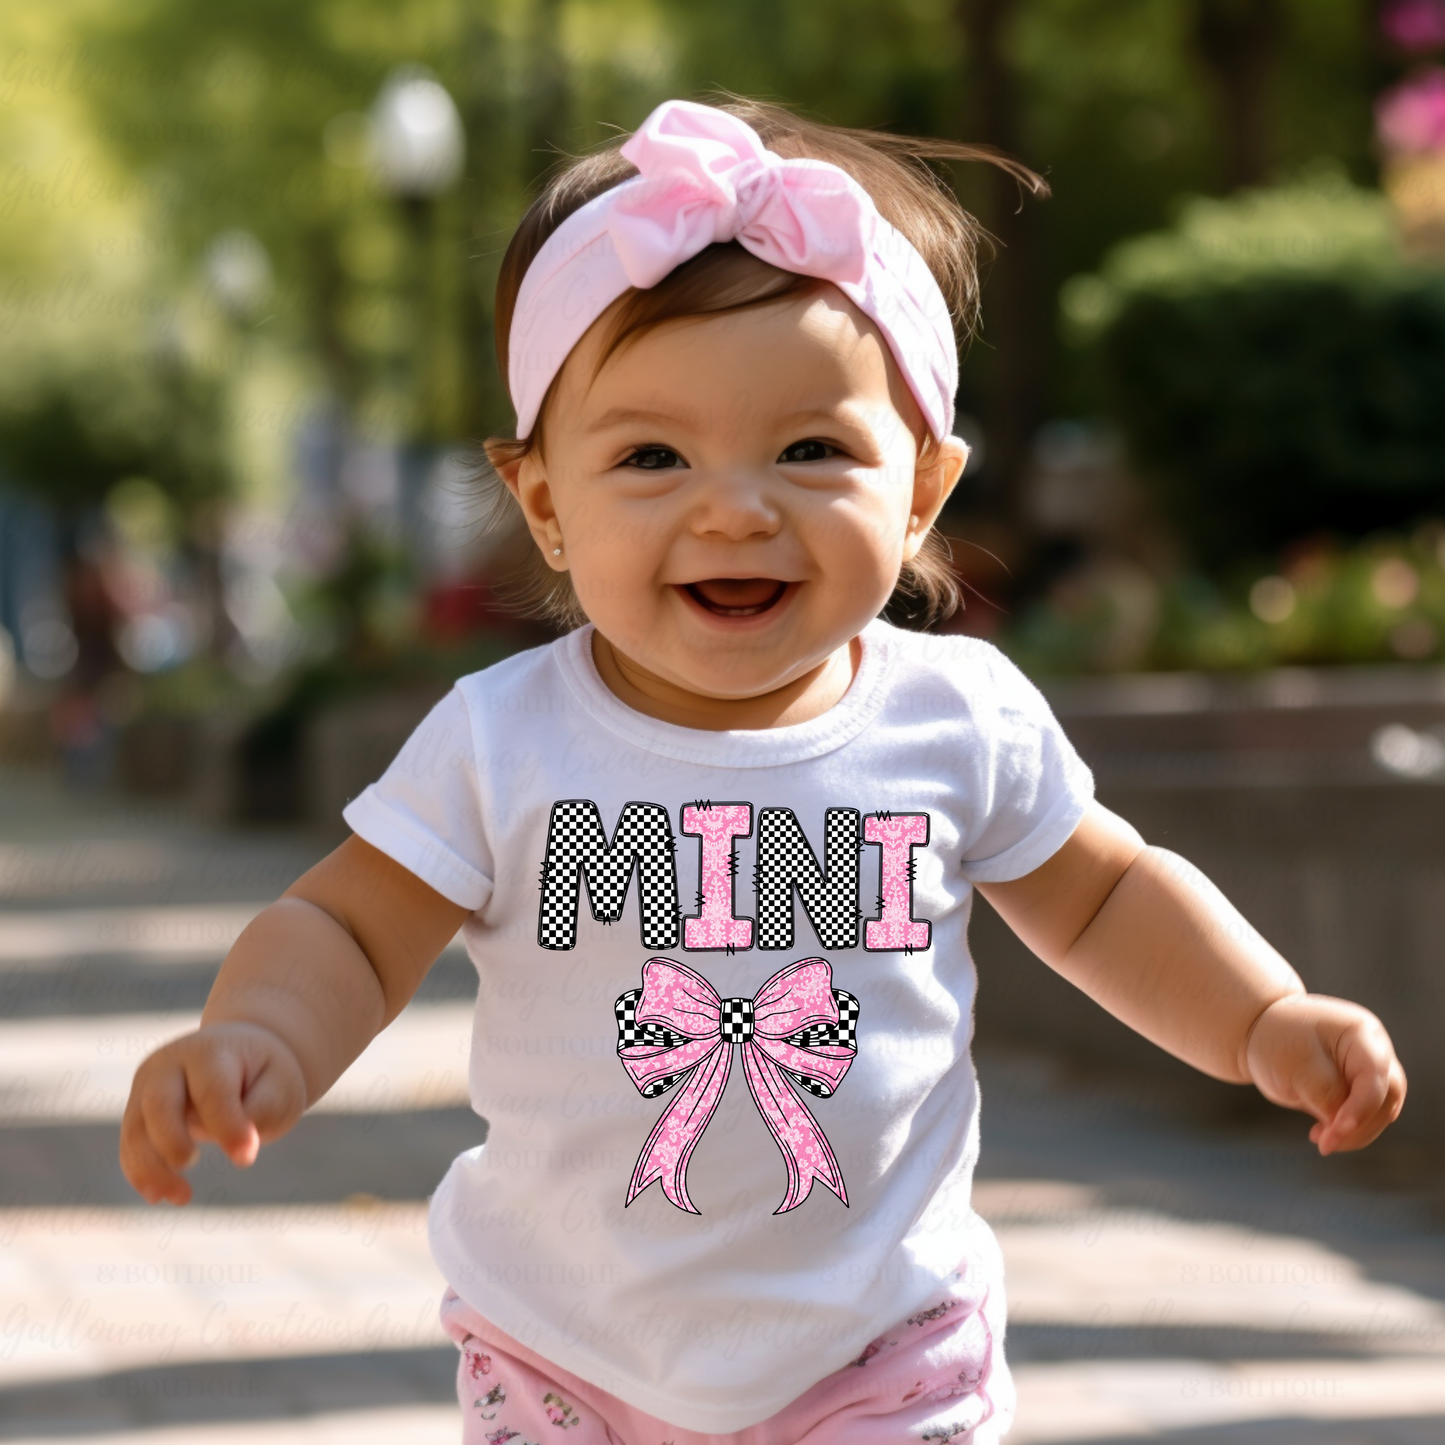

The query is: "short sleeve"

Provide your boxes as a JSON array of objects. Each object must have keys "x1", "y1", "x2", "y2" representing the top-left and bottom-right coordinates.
[
  {"x1": 341, "y1": 687, "x2": 495, "y2": 911},
  {"x1": 958, "y1": 648, "x2": 1095, "y2": 884}
]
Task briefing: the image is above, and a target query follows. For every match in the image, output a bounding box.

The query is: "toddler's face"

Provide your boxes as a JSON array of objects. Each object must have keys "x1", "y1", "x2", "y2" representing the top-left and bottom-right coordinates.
[{"x1": 502, "y1": 286, "x2": 965, "y2": 717}]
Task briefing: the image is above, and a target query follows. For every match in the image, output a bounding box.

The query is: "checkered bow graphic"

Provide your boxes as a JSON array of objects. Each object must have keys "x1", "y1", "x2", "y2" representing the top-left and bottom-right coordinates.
[{"x1": 614, "y1": 956, "x2": 860, "y2": 1215}]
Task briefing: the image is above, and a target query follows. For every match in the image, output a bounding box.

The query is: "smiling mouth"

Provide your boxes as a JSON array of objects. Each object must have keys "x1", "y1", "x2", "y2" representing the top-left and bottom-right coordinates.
[{"x1": 682, "y1": 578, "x2": 790, "y2": 617}]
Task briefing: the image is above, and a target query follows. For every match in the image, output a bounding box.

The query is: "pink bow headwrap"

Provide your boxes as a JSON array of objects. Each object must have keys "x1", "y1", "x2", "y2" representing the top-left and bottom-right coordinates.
[
  {"x1": 615, "y1": 956, "x2": 859, "y2": 1215},
  {"x1": 508, "y1": 99, "x2": 958, "y2": 440}
]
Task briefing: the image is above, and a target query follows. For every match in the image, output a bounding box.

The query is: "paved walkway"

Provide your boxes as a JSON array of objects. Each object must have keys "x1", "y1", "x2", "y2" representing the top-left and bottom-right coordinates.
[{"x1": 2, "y1": 763, "x2": 1444, "y2": 1443}]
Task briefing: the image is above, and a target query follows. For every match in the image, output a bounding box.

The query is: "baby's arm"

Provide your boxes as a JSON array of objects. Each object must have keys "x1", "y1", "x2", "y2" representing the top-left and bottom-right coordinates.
[
  {"x1": 976, "y1": 803, "x2": 1407, "y2": 1154},
  {"x1": 120, "y1": 837, "x2": 470, "y2": 1205}
]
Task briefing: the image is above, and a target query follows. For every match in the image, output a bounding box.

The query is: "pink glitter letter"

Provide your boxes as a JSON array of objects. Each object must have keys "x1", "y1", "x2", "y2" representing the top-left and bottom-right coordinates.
[
  {"x1": 864, "y1": 813, "x2": 930, "y2": 951},
  {"x1": 682, "y1": 803, "x2": 753, "y2": 950}
]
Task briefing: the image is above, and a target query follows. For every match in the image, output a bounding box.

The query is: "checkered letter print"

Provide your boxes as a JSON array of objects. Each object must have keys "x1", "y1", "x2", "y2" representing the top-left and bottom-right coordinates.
[
  {"x1": 754, "y1": 807, "x2": 863, "y2": 950},
  {"x1": 537, "y1": 800, "x2": 680, "y2": 950}
]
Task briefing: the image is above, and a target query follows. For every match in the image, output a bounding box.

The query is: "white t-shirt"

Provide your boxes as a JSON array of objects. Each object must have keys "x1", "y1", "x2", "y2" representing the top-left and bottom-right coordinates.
[{"x1": 343, "y1": 616, "x2": 1094, "y2": 1434}]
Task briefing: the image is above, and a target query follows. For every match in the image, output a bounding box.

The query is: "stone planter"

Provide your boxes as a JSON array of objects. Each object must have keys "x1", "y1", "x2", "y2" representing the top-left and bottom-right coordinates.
[{"x1": 973, "y1": 663, "x2": 1445, "y2": 1149}]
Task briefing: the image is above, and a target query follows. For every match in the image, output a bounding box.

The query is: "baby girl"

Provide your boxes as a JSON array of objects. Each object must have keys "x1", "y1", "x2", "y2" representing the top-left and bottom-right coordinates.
[{"x1": 122, "y1": 96, "x2": 1405, "y2": 1444}]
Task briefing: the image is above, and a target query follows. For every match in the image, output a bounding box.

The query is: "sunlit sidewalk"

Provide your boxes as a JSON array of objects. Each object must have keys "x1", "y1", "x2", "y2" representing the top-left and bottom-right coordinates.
[
  {"x1": 2, "y1": 768, "x2": 1444, "y2": 1443},
  {"x1": 6, "y1": 1002, "x2": 1444, "y2": 1441}
]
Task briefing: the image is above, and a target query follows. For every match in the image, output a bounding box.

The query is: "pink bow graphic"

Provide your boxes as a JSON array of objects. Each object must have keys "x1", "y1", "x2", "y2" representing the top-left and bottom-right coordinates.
[
  {"x1": 610, "y1": 99, "x2": 875, "y2": 289},
  {"x1": 615, "y1": 956, "x2": 859, "y2": 1215}
]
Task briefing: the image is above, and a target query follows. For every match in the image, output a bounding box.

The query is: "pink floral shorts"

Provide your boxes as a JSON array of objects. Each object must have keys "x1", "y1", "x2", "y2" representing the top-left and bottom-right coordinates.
[{"x1": 439, "y1": 1267, "x2": 1013, "y2": 1445}]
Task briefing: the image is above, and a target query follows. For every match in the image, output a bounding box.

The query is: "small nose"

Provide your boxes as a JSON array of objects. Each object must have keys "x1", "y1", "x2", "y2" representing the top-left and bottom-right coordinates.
[{"x1": 686, "y1": 468, "x2": 782, "y2": 542}]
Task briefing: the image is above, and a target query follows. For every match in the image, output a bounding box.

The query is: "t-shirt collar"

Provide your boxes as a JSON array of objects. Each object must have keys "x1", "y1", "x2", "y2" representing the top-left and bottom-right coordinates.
[{"x1": 553, "y1": 617, "x2": 898, "y2": 769}]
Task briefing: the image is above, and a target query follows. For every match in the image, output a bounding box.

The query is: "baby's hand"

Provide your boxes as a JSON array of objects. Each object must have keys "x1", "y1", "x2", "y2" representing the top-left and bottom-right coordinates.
[
  {"x1": 119, "y1": 1021, "x2": 308, "y2": 1206},
  {"x1": 1244, "y1": 994, "x2": 1406, "y2": 1155}
]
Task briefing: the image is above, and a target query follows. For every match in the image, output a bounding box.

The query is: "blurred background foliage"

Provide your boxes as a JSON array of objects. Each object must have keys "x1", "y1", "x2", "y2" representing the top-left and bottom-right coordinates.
[
  {"x1": 1063, "y1": 173, "x2": 1445, "y2": 565},
  {"x1": 3, "y1": 0, "x2": 1445, "y2": 793}
]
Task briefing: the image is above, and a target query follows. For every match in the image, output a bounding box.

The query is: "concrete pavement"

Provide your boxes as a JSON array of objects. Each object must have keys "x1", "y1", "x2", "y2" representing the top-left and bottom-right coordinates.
[{"x1": 2, "y1": 762, "x2": 1444, "y2": 1443}]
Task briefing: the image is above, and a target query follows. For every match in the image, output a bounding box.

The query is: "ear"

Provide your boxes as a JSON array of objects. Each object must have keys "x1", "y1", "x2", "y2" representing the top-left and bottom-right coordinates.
[
  {"x1": 496, "y1": 450, "x2": 567, "y2": 572},
  {"x1": 902, "y1": 435, "x2": 968, "y2": 562}
]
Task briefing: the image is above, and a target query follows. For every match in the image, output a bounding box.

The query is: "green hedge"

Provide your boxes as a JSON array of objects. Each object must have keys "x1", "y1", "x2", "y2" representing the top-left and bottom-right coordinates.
[{"x1": 1064, "y1": 173, "x2": 1445, "y2": 570}]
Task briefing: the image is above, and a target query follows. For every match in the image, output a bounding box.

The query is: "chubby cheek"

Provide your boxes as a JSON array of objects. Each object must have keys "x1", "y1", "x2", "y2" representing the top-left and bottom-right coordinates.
[
  {"x1": 817, "y1": 501, "x2": 911, "y2": 606},
  {"x1": 555, "y1": 477, "x2": 672, "y2": 561},
  {"x1": 550, "y1": 489, "x2": 658, "y2": 619},
  {"x1": 566, "y1": 531, "x2": 677, "y2": 639},
  {"x1": 567, "y1": 548, "x2": 647, "y2": 625},
  {"x1": 564, "y1": 492, "x2": 642, "y2": 551}
]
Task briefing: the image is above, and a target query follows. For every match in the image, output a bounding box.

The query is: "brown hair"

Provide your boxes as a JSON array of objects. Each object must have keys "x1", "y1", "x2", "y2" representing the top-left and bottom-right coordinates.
[{"x1": 474, "y1": 93, "x2": 1045, "y2": 631}]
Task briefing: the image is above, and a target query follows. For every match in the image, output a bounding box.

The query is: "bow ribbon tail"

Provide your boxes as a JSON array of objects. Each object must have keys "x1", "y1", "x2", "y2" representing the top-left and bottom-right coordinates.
[
  {"x1": 741, "y1": 1041, "x2": 849, "y2": 1213},
  {"x1": 625, "y1": 1043, "x2": 732, "y2": 1213}
]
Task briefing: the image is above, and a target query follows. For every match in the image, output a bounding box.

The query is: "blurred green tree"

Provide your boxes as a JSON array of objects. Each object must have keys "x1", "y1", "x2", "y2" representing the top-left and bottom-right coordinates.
[
  {"x1": 62, "y1": 0, "x2": 688, "y2": 446},
  {"x1": 1, "y1": 0, "x2": 1387, "y2": 559},
  {"x1": 0, "y1": 347, "x2": 227, "y2": 518}
]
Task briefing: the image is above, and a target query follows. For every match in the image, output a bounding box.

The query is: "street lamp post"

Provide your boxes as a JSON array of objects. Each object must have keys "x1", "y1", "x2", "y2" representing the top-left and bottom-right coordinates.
[
  {"x1": 200, "y1": 229, "x2": 275, "y2": 670},
  {"x1": 369, "y1": 66, "x2": 466, "y2": 444},
  {"x1": 371, "y1": 67, "x2": 466, "y2": 209},
  {"x1": 365, "y1": 67, "x2": 467, "y2": 624},
  {"x1": 368, "y1": 66, "x2": 466, "y2": 602}
]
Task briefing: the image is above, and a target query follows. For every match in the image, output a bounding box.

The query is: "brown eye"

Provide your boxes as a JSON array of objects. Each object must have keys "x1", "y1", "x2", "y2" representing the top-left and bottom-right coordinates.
[
  {"x1": 623, "y1": 446, "x2": 684, "y2": 469},
  {"x1": 778, "y1": 439, "x2": 837, "y2": 463}
]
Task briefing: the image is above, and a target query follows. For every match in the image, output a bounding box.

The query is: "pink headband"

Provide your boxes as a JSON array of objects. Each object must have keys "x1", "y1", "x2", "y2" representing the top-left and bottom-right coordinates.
[{"x1": 507, "y1": 99, "x2": 958, "y2": 441}]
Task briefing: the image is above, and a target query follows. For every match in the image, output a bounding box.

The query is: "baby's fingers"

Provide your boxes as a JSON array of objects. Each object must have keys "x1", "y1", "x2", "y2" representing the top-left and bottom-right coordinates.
[
  {"x1": 120, "y1": 1023, "x2": 306, "y2": 1207},
  {"x1": 1253, "y1": 997, "x2": 1407, "y2": 1155},
  {"x1": 181, "y1": 1025, "x2": 306, "y2": 1164},
  {"x1": 120, "y1": 1064, "x2": 197, "y2": 1205},
  {"x1": 184, "y1": 1047, "x2": 261, "y2": 1167},
  {"x1": 232, "y1": 1045, "x2": 308, "y2": 1144},
  {"x1": 1315, "y1": 1055, "x2": 1407, "y2": 1155},
  {"x1": 120, "y1": 1115, "x2": 194, "y2": 1206}
]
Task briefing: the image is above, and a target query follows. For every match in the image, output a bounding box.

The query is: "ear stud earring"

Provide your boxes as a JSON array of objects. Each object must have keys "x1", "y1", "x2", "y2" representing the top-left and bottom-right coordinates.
[{"x1": 553, "y1": 546, "x2": 562, "y2": 556}]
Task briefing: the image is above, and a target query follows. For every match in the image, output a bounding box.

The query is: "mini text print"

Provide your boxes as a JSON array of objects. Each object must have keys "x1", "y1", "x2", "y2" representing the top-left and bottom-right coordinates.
[{"x1": 537, "y1": 800, "x2": 931, "y2": 953}]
